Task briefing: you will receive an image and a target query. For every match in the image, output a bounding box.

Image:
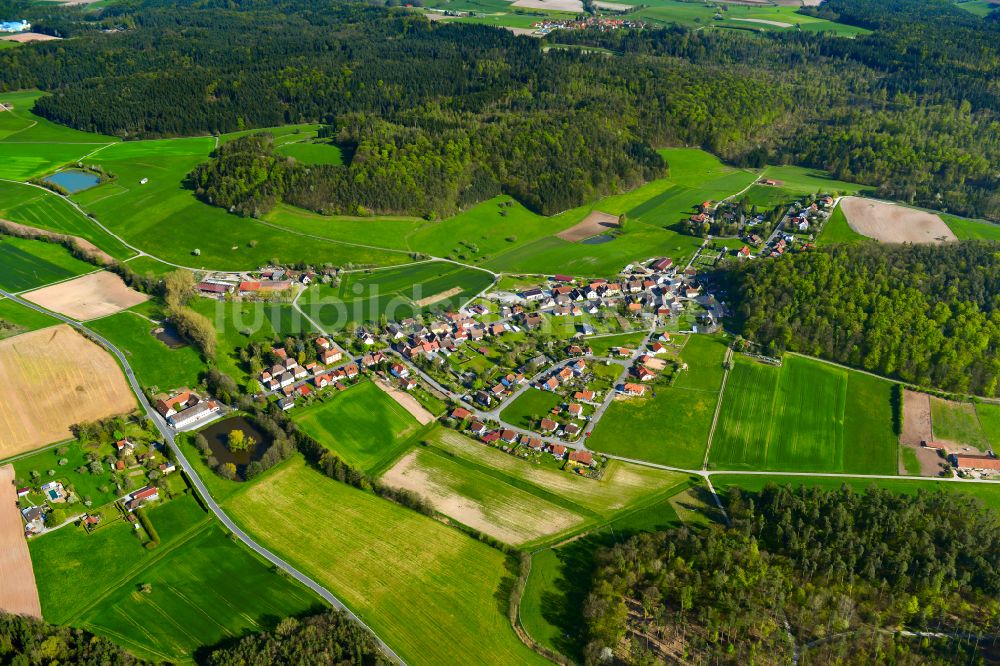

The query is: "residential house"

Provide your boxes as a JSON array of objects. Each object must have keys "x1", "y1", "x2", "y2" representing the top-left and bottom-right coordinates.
[
  {"x1": 278, "y1": 396, "x2": 295, "y2": 411},
  {"x1": 568, "y1": 450, "x2": 594, "y2": 467},
  {"x1": 320, "y1": 348, "x2": 342, "y2": 365},
  {"x1": 550, "y1": 444, "x2": 567, "y2": 459},
  {"x1": 622, "y1": 383, "x2": 646, "y2": 397},
  {"x1": 468, "y1": 420, "x2": 487, "y2": 436},
  {"x1": 391, "y1": 363, "x2": 410, "y2": 379},
  {"x1": 568, "y1": 403, "x2": 583, "y2": 417},
  {"x1": 451, "y1": 407, "x2": 472, "y2": 421},
  {"x1": 125, "y1": 486, "x2": 159, "y2": 511},
  {"x1": 540, "y1": 418, "x2": 558, "y2": 432}
]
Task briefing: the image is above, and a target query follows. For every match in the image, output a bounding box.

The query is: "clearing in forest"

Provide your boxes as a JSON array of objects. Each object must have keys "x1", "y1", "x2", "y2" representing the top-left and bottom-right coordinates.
[
  {"x1": 0, "y1": 324, "x2": 136, "y2": 455},
  {"x1": 22, "y1": 271, "x2": 149, "y2": 320},
  {"x1": 840, "y1": 196, "x2": 957, "y2": 244}
]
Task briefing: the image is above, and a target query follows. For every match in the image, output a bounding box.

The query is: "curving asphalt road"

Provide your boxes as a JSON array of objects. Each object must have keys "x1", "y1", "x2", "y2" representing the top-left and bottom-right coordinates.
[{"x1": 0, "y1": 289, "x2": 406, "y2": 666}]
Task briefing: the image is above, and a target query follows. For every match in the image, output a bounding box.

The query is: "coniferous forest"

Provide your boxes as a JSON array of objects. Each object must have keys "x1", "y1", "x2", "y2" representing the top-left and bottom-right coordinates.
[
  {"x1": 583, "y1": 485, "x2": 1000, "y2": 665},
  {"x1": 728, "y1": 242, "x2": 1000, "y2": 396},
  {"x1": 0, "y1": 0, "x2": 997, "y2": 219}
]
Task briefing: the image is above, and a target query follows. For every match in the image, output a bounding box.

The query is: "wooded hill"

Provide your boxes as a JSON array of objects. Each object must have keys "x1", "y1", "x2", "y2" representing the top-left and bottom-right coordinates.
[
  {"x1": 583, "y1": 484, "x2": 1000, "y2": 665},
  {"x1": 1, "y1": 0, "x2": 997, "y2": 219},
  {"x1": 728, "y1": 242, "x2": 1000, "y2": 396}
]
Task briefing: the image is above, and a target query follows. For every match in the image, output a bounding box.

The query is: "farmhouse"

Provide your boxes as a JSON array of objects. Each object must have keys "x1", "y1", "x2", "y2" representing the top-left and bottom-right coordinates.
[
  {"x1": 168, "y1": 400, "x2": 220, "y2": 429},
  {"x1": 125, "y1": 485, "x2": 159, "y2": 511},
  {"x1": 154, "y1": 390, "x2": 197, "y2": 418},
  {"x1": 950, "y1": 454, "x2": 1000, "y2": 471}
]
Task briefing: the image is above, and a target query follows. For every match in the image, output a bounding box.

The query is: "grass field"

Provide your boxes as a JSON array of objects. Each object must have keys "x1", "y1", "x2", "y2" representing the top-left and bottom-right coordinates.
[
  {"x1": 225, "y1": 456, "x2": 550, "y2": 666},
  {"x1": 633, "y1": 1, "x2": 870, "y2": 36},
  {"x1": 975, "y1": 403, "x2": 1000, "y2": 449},
  {"x1": 954, "y1": 0, "x2": 999, "y2": 17},
  {"x1": 0, "y1": 90, "x2": 116, "y2": 180},
  {"x1": 12, "y1": 442, "x2": 121, "y2": 507},
  {"x1": 0, "y1": 297, "x2": 59, "y2": 338},
  {"x1": 275, "y1": 140, "x2": 344, "y2": 165},
  {"x1": 30, "y1": 496, "x2": 320, "y2": 662},
  {"x1": 87, "y1": 308, "x2": 205, "y2": 393},
  {"x1": 930, "y1": 397, "x2": 991, "y2": 450},
  {"x1": 940, "y1": 213, "x2": 1000, "y2": 241},
  {"x1": 425, "y1": 427, "x2": 687, "y2": 514},
  {"x1": 70, "y1": 137, "x2": 411, "y2": 270},
  {"x1": 499, "y1": 389, "x2": 563, "y2": 429},
  {"x1": 381, "y1": 446, "x2": 590, "y2": 546},
  {"x1": 711, "y1": 474, "x2": 1000, "y2": 514},
  {"x1": 0, "y1": 181, "x2": 135, "y2": 260},
  {"x1": 0, "y1": 235, "x2": 95, "y2": 292},
  {"x1": 293, "y1": 381, "x2": 421, "y2": 473},
  {"x1": 588, "y1": 335, "x2": 728, "y2": 468},
  {"x1": 818, "y1": 203, "x2": 868, "y2": 246},
  {"x1": 300, "y1": 261, "x2": 494, "y2": 327},
  {"x1": 709, "y1": 355, "x2": 898, "y2": 475}
]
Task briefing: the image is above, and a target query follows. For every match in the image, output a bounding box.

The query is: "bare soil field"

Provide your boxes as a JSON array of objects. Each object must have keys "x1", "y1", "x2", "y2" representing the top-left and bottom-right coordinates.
[
  {"x1": 414, "y1": 286, "x2": 463, "y2": 308},
  {"x1": 23, "y1": 271, "x2": 149, "y2": 320},
  {"x1": 0, "y1": 219, "x2": 115, "y2": 265},
  {"x1": 512, "y1": 0, "x2": 582, "y2": 11},
  {"x1": 840, "y1": 197, "x2": 957, "y2": 244},
  {"x1": 0, "y1": 325, "x2": 136, "y2": 455},
  {"x1": 731, "y1": 17, "x2": 793, "y2": 27},
  {"x1": 594, "y1": 1, "x2": 633, "y2": 9},
  {"x1": 0, "y1": 33, "x2": 61, "y2": 43},
  {"x1": 0, "y1": 465, "x2": 41, "y2": 619},
  {"x1": 556, "y1": 210, "x2": 620, "y2": 242},
  {"x1": 375, "y1": 378, "x2": 434, "y2": 425},
  {"x1": 900, "y1": 390, "x2": 943, "y2": 476},
  {"x1": 381, "y1": 451, "x2": 583, "y2": 545}
]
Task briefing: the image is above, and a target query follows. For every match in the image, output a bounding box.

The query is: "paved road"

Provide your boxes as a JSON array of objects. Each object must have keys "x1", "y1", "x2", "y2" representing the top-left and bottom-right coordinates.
[{"x1": 0, "y1": 289, "x2": 406, "y2": 666}]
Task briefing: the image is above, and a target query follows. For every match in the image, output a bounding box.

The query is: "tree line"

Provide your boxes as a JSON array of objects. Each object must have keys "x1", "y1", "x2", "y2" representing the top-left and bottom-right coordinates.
[
  {"x1": 727, "y1": 241, "x2": 1000, "y2": 396},
  {"x1": 583, "y1": 484, "x2": 1000, "y2": 665}
]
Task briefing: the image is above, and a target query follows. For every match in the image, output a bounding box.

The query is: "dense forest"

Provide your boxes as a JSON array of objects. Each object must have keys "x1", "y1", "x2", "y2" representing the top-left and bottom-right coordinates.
[
  {"x1": 0, "y1": 0, "x2": 997, "y2": 218},
  {"x1": 584, "y1": 484, "x2": 1000, "y2": 665},
  {"x1": 205, "y1": 610, "x2": 391, "y2": 665},
  {"x1": 729, "y1": 242, "x2": 1000, "y2": 396},
  {"x1": 0, "y1": 613, "x2": 143, "y2": 665}
]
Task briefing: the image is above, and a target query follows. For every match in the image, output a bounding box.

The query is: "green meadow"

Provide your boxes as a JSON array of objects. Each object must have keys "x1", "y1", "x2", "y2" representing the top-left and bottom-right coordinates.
[
  {"x1": 0, "y1": 235, "x2": 95, "y2": 292},
  {"x1": 275, "y1": 140, "x2": 344, "y2": 165},
  {"x1": 588, "y1": 334, "x2": 728, "y2": 468},
  {"x1": 300, "y1": 261, "x2": 494, "y2": 327},
  {"x1": 225, "y1": 456, "x2": 550, "y2": 666},
  {"x1": 72, "y1": 136, "x2": 410, "y2": 269},
  {"x1": 0, "y1": 296, "x2": 59, "y2": 337},
  {"x1": 818, "y1": 203, "x2": 868, "y2": 246},
  {"x1": 633, "y1": 0, "x2": 870, "y2": 36},
  {"x1": 940, "y1": 213, "x2": 1000, "y2": 241},
  {"x1": 0, "y1": 181, "x2": 135, "y2": 260},
  {"x1": 930, "y1": 397, "x2": 991, "y2": 450},
  {"x1": 709, "y1": 355, "x2": 898, "y2": 475},
  {"x1": 500, "y1": 389, "x2": 563, "y2": 429},
  {"x1": 87, "y1": 308, "x2": 205, "y2": 393},
  {"x1": 30, "y1": 496, "x2": 319, "y2": 662},
  {"x1": 293, "y1": 380, "x2": 421, "y2": 473},
  {"x1": 0, "y1": 90, "x2": 117, "y2": 179}
]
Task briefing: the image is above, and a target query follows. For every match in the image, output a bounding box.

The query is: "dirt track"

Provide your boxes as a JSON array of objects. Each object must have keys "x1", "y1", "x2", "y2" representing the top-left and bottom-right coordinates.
[
  {"x1": 23, "y1": 271, "x2": 149, "y2": 320},
  {"x1": 414, "y1": 286, "x2": 462, "y2": 308},
  {"x1": 899, "y1": 390, "x2": 943, "y2": 476},
  {"x1": 0, "y1": 325, "x2": 136, "y2": 455},
  {"x1": 840, "y1": 197, "x2": 956, "y2": 244},
  {"x1": 0, "y1": 465, "x2": 42, "y2": 619},
  {"x1": 557, "y1": 210, "x2": 620, "y2": 242}
]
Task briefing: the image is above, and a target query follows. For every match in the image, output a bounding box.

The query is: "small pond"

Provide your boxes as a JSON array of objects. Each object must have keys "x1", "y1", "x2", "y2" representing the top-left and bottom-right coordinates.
[
  {"x1": 581, "y1": 234, "x2": 615, "y2": 245},
  {"x1": 43, "y1": 169, "x2": 101, "y2": 193},
  {"x1": 151, "y1": 324, "x2": 188, "y2": 350},
  {"x1": 199, "y1": 415, "x2": 272, "y2": 481}
]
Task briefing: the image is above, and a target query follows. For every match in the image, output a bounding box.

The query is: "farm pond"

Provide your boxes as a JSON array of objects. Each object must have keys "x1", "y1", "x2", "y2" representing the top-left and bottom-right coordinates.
[
  {"x1": 199, "y1": 416, "x2": 272, "y2": 481},
  {"x1": 151, "y1": 324, "x2": 188, "y2": 349},
  {"x1": 43, "y1": 169, "x2": 100, "y2": 193},
  {"x1": 581, "y1": 234, "x2": 615, "y2": 245}
]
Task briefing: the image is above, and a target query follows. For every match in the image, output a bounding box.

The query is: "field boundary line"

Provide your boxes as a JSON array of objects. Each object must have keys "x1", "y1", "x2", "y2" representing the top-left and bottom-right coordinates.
[
  {"x1": 13, "y1": 267, "x2": 104, "y2": 296},
  {"x1": 701, "y1": 345, "x2": 733, "y2": 470},
  {"x1": 61, "y1": 517, "x2": 212, "y2": 625}
]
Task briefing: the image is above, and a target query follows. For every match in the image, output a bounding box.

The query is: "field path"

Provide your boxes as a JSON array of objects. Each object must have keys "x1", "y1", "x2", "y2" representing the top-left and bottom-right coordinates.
[
  {"x1": 702, "y1": 345, "x2": 734, "y2": 469},
  {"x1": 0, "y1": 289, "x2": 406, "y2": 666}
]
